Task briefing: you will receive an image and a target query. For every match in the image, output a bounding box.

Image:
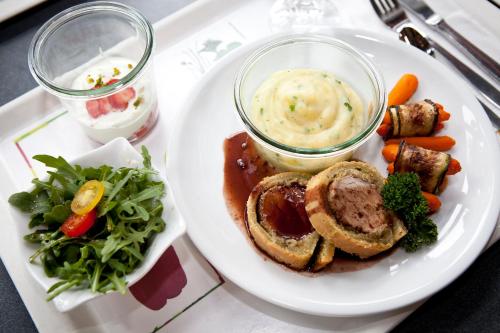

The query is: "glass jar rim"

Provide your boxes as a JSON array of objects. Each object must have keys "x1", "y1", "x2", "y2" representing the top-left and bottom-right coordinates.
[
  {"x1": 233, "y1": 34, "x2": 387, "y2": 158},
  {"x1": 28, "y1": 1, "x2": 154, "y2": 100}
]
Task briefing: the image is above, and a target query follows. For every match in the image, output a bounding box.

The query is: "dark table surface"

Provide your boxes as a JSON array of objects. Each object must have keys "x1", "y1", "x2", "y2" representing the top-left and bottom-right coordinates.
[{"x1": 1, "y1": 1, "x2": 499, "y2": 332}]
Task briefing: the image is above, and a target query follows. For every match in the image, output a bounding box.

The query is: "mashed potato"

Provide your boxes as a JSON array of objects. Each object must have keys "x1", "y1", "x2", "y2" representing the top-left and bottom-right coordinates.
[{"x1": 250, "y1": 69, "x2": 364, "y2": 149}]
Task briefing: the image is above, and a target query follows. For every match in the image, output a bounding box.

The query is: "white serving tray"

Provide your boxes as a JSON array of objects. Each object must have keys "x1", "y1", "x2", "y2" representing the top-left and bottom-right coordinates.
[
  {"x1": 0, "y1": 0, "x2": 498, "y2": 332},
  {"x1": 0, "y1": 0, "x2": 45, "y2": 22}
]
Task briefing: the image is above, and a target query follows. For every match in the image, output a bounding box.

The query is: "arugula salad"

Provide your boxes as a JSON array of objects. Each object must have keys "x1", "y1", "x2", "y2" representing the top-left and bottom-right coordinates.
[{"x1": 8, "y1": 147, "x2": 166, "y2": 300}]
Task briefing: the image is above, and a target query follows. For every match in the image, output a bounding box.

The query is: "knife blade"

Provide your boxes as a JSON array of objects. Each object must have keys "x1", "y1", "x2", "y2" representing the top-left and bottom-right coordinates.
[{"x1": 400, "y1": 0, "x2": 500, "y2": 82}]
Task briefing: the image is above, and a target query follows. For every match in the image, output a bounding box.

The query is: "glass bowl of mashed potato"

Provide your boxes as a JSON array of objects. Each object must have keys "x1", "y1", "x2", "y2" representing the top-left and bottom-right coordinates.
[{"x1": 234, "y1": 34, "x2": 386, "y2": 172}]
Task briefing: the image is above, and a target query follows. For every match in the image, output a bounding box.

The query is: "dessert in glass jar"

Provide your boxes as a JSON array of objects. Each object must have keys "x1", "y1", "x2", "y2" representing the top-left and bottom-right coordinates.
[{"x1": 29, "y1": 2, "x2": 158, "y2": 143}]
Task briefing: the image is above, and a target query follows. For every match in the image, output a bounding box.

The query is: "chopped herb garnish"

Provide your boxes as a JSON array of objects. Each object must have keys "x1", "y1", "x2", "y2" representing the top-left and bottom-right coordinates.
[
  {"x1": 113, "y1": 67, "x2": 120, "y2": 77},
  {"x1": 133, "y1": 97, "x2": 144, "y2": 108},
  {"x1": 86, "y1": 76, "x2": 95, "y2": 84},
  {"x1": 336, "y1": 79, "x2": 342, "y2": 84},
  {"x1": 95, "y1": 75, "x2": 104, "y2": 88},
  {"x1": 128, "y1": 63, "x2": 133, "y2": 69},
  {"x1": 344, "y1": 102, "x2": 352, "y2": 111},
  {"x1": 289, "y1": 104, "x2": 296, "y2": 112},
  {"x1": 322, "y1": 74, "x2": 328, "y2": 78},
  {"x1": 260, "y1": 107, "x2": 264, "y2": 115},
  {"x1": 293, "y1": 96, "x2": 297, "y2": 100}
]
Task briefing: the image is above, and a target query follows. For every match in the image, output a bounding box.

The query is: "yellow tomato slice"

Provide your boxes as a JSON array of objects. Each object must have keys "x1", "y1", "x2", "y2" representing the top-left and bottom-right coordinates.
[{"x1": 71, "y1": 180, "x2": 105, "y2": 215}]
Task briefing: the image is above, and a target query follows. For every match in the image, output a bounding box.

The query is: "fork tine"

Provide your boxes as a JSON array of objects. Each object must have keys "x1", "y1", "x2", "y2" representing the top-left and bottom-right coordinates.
[
  {"x1": 379, "y1": 0, "x2": 392, "y2": 12},
  {"x1": 371, "y1": 0, "x2": 408, "y2": 29},
  {"x1": 386, "y1": 0, "x2": 398, "y2": 9},
  {"x1": 370, "y1": 0, "x2": 386, "y2": 16}
]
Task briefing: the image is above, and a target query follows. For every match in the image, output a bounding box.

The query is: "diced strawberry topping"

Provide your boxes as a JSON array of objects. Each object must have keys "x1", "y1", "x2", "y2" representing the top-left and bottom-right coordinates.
[
  {"x1": 98, "y1": 97, "x2": 113, "y2": 115},
  {"x1": 85, "y1": 77, "x2": 136, "y2": 118},
  {"x1": 86, "y1": 99, "x2": 102, "y2": 118},
  {"x1": 108, "y1": 87, "x2": 136, "y2": 111},
  {"x1": 106, "y1": 78, "x2": 119, "y2": 85}
]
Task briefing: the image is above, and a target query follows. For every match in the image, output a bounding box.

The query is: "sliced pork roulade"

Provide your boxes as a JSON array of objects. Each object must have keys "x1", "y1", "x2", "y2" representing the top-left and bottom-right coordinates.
[{"x1": 305, "y1": 161, "x2": 407, "y2": 258}]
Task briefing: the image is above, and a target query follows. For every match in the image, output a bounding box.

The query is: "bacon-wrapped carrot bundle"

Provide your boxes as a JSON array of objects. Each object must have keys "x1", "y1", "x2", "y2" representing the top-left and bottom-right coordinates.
[
  {"x1": 384, "y1": 141, "x2": 461, "y2": 194},
  {"x1": 377, "y1": 99, "x2": 450, "y2": 139},
  {"x1": 382, "y1": 144, "x2": 460, "y2": 174}
]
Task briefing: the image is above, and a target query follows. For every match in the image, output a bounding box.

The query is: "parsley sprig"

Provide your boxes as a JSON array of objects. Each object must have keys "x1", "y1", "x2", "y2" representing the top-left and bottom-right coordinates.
[{"x1": 381, "y1": 173, "x2": 438, "y2": 252}]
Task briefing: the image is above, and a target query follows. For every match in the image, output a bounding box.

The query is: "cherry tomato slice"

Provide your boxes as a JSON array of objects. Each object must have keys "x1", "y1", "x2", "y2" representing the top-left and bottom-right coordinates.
[
  {"x1": 71, "y1": 180, "x2": 105, "y2": 215},
  {"x1": 61, "y1": 210, "x2": 97, "y2": 238}
]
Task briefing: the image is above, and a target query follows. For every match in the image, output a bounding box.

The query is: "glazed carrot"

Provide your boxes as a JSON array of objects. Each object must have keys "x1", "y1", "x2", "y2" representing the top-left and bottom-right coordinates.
[
  {"x1": 383, "y1": 111, "x2": 391, "y2": 124},
  {"x1": 388, "y1": 74, "x2": 419, "y2": 106},
  {"x1": 436, "y1": 103, "x2": 450, "y2": 122},
  {"x1": 387, "y1": 162, "x2": 395, "y2": 174},
  {"x1": 385, "y1": 136, "x2": 456, "y2": 151},
  {"x1": 434, "y1": 122, "x2": 444, "y2": 131},
  {"x1": 446, "y1": 158, "x2": 461, "y2": 175},
  {"x1": 438, "y1": 176, "x2": 448, "y2": 193},
  {"x1": 382, "y1": 144, "x2": 399, "y2": 162},
  {"x1": 377, "y1": 123, "x2": 391, "y2": 137},
  {"x1": 422, "y1": 192, "x2": 442, "y2": 214}
]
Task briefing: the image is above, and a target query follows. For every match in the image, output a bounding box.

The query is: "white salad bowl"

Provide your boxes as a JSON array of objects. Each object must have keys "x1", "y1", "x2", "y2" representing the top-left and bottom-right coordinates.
[{"x1": 7, "y1": 137, "x2": 186, "y2": 312}]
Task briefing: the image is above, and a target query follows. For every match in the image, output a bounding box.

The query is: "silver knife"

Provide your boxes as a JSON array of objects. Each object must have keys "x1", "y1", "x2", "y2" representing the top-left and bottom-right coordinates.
[
  {"x1": 398, "y1": 26, "x2": 500, "y2": 126},
  {"x1": 370, "y1": 0, "x2": 500, "y2": 120},
  {"x1": 400, "y1": 0, "x2": 500, "y2": 82}
]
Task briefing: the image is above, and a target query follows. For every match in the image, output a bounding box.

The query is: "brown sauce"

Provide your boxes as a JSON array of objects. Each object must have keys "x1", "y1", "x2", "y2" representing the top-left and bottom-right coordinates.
[
  {"x1": 223, "y1": 132, "x2": 394, "y2": 273},
  {"x1": 223, "y1": 132, "x2": 276, "y2": 228},
  {"x1": 324, "y1": 249, "x2": 395, "y2": 273},
  {"x1": 258, "y1": 184, "x2": 313, "y2": 239}
]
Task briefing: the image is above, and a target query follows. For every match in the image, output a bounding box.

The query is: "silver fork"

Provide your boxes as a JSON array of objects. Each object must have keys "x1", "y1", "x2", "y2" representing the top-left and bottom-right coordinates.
[
  {"x1": 370, "y1": 0, "x2": 409, "y2": 31},
  {"x1": 370, "y1": 0, "x2": 500, "y2": 124}
]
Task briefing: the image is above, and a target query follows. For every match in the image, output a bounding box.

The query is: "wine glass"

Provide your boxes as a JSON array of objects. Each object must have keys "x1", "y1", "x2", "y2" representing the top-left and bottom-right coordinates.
[{"x1": 269, "y1": 0, "x2": 339, "y2": 32}]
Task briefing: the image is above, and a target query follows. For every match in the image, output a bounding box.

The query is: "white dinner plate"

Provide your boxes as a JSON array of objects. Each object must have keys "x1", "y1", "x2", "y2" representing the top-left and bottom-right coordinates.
[{"x1": 167, "y1": 29, "x2": 500, "y2": 316}]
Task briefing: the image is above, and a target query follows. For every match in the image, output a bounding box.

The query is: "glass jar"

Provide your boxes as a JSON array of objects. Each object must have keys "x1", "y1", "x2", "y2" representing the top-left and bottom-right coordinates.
[
  {"x1": 28, "y1": 1, "x2": 158, "y2": 143},
  {"x1": 234, "y1": 34, "x2": 386, "y2": 172}
]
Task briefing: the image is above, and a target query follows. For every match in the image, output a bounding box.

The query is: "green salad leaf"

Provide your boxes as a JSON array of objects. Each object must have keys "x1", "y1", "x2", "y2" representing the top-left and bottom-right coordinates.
[
  {"x1": 381, "y1": 173, "x2": 438, "y2": 252},
  {"x1": 8, "y1": 191, "x2": 51, "y2": 215},
  {"x1": 8, "y1": 147, "x2": 166, "y2": 300}
]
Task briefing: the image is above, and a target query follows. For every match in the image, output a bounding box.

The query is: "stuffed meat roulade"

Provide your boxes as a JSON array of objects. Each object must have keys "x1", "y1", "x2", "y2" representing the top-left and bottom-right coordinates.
[
  {"x1": 246, "y1": 172, "x2": 335, "y2": 271},
  {"x1": 305, "y1": 161, "x2": 407, "y2": 259}
]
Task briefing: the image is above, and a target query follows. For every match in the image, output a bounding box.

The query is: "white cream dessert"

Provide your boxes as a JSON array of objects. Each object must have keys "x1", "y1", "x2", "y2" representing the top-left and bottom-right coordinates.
[{"x1": 70, "y1": 56, "x2": 157, "y2": 143}]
